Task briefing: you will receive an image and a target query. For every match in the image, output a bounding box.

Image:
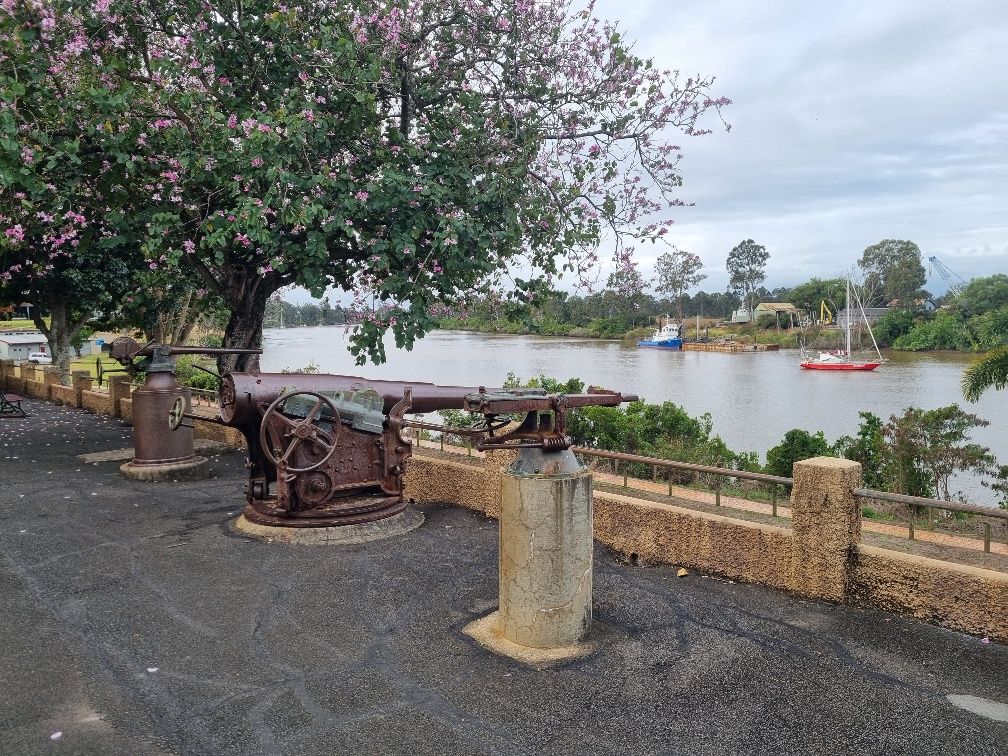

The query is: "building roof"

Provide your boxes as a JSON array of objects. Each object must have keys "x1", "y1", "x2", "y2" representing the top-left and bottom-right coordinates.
[
  {"x1": 836, "y1": 307, "x2": 889, "y2": 318},
  {"x1": 754, "y1": 302, "x2": 800, "y2": 313},
  {"x1": 0, "y1": 332, "x2": 48, "y2": 345}
]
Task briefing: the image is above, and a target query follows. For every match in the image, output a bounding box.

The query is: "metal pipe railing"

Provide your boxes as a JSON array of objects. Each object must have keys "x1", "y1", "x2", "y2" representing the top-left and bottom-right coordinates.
[
  {"x1": 427, "y1": 440, "x2": 1006, "y2": 553},
  {"x1": 855, "y1": 487, "x2": 1006, "y2": 553},
  {"x1": 854, "y1": 488, "x2": 1008, "y2": 521},
  {"x1": 571, "y1": 446, "x2": 794, "y2": 487}
]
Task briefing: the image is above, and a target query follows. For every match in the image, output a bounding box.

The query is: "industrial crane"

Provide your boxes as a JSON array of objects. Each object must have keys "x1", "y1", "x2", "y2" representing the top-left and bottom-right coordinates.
[{"x1": 928, "y1": 255, "x2": 968, "y2": 298}]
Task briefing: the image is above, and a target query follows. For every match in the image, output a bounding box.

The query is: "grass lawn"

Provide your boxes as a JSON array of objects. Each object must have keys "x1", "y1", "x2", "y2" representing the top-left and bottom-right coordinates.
[
  {"x1": 2, "y1": 318, "x2": 40, "y2": 329},
  {"x1": 69, "y1": 353, "x2": 122, "y2": 380}
]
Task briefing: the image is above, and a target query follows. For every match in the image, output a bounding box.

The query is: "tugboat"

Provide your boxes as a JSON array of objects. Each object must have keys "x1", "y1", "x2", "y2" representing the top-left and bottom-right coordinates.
[{"x1": 638, "y1": 315, "x2": 683, "y2": 350}]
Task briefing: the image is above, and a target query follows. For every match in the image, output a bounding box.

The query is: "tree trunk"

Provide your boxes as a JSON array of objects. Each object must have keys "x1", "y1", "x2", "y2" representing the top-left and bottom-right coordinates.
[
  {"x1": 32, "y1": 298, "x2": 79, "y2": 384},
  {"x1": 218, "y1": 270, "x2": 277, "y2": 375}
]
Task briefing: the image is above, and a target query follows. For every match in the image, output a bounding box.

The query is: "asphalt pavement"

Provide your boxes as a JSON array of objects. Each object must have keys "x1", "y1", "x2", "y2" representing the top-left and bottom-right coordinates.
[{"x1": 1, "y1": 399, "x2": 1006, "y2": 755}]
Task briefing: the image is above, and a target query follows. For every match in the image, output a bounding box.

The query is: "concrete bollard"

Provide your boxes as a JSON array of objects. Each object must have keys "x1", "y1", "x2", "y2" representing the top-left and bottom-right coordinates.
[
  {"x1": 107, "y1": 374, "x2": 132, "y2": 418},
  {"x1": 466, "y1": 447, "x2": 597, "y2": 665},
  {"x1": 789, "y1": 456, "x2": 862, "y2": 602},
  {"x1": 71, "y1": 371, "x2": 92, "y2": 407},
  {"x1": 43, "y1": 365, "x2": 63, "y2": 388}
]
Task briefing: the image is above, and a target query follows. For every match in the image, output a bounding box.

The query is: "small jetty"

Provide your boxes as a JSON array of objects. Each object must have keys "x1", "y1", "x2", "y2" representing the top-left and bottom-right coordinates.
[{"x1": 683, "y1": 340, "x2": 780, "y2": 353}]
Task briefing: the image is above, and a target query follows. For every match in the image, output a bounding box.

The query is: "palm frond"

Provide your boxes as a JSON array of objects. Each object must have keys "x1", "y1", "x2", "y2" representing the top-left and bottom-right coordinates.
[{"x1": 962, "y1": 345, "x2": 1008, "y2": 403}]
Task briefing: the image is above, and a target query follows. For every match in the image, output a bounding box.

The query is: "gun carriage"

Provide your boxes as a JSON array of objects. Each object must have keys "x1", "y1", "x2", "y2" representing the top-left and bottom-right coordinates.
[{"x1": 167, "y1": 371, "x2": 637, "y2": 528}]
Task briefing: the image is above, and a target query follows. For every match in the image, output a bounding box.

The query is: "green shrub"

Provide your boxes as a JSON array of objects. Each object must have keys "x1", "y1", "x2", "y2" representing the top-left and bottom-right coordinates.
[
  {"x1": 893, "y1": 311, "x2": 974, "y2": 351},
  {"x1": 872, "y1": 309, "x2": 916, "y2": 347},
  {"x1": 174, "y1": 355, "x2": 220, "y2": 390},
  {"x1": 765, "y1": 429, "x2": 833, "y2": 477}
]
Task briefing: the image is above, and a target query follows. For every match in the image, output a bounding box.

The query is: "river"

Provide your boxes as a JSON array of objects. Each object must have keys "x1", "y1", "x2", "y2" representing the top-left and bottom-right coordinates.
[{"x1": 261, "y1": 327, "x2": 1006, "y2": 505}]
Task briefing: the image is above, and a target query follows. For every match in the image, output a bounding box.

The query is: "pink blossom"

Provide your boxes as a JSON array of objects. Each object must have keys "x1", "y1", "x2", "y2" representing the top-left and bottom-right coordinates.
[
  {"x1": 226, "y1": 113, "x2": 238, "y2": 129},
  {"x1": 5, "y1": 225, "x2": 25, "y2": 242},
  {"x1": 182, "y1": 240, "x2": 195, "y2": 254},
  {"x1": 235, "y1": 233, "x2": 251, "y2": 247},
  {"x1": 355, "y1": 191, "x2": 369, "y2": 202}
]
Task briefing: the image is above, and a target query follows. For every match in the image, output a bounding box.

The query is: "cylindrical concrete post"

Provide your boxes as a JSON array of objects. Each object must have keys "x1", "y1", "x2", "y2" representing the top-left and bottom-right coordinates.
[{"x1": 498, "y1": 448, "x2": 593, "y2": 649}]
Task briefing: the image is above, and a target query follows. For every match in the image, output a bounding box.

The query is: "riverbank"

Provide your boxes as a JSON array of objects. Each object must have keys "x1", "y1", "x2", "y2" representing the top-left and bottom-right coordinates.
[{"x1": 433, "y1": 320, "x2": 972, "y2": 352}]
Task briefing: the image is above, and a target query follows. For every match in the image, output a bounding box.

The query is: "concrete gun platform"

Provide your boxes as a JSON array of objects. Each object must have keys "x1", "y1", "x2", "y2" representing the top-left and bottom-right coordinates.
[{"x1": 1, "y1": 400, "x2": 1006, "y2": 755}]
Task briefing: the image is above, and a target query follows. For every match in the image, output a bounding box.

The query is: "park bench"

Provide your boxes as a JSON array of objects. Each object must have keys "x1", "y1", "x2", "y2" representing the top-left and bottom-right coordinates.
[{"x1": 1, "y1": 393, "x2": 27, "y2": 418}]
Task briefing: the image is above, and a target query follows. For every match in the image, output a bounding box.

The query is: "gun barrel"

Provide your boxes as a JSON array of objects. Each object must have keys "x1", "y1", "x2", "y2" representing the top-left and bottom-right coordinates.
[
  {"x1": 107, "y1": 337, "x2": 262, "y2": 362},
  {"x1": 220, "y1": 372, "x2": 492, "y2": 425},
  {"x1": 164, "y1": 346, "x2": 263, "y2": 356}
]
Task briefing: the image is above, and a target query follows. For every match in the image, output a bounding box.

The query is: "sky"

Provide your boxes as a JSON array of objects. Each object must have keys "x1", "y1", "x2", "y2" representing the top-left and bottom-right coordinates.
[
  {"x1": 591, "y1": 0, "x2": 1008, "y2": 294},
  {"x1": 293, "y1": 0, "x2": 1008, "y2": 303}
]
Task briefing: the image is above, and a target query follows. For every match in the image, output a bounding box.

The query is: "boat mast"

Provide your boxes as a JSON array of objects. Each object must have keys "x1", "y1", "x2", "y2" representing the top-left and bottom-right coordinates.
[
  {"x1": 845, "y1": 277, "x2": 851, "y2": 356},
  {"x1": 853, "y1": 281, "x2": 884, "y2": 361}
]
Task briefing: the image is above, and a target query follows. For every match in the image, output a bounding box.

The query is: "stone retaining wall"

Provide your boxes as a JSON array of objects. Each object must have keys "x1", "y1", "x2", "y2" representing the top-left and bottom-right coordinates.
[
  {"x1": 406, "y1": 451, "x2": 1008, "y2": 642},
  {"x1": 50, "y1": 384, "x2": 79, "y2": 406},
  {"x1": 22, "y1": 378, "x2": 50, "y2": 400},
  {"x1": 852, "y1": 545, "x2": 1008, "y2": 641},
  {"x1": 80, "y1": 389, "x2": 114, "y2": 416}
]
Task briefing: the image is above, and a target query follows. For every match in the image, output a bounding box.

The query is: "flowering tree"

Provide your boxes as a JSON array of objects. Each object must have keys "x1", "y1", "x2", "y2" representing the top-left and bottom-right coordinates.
[
  {"x1": 4, "y1": 0, "x2": 729, "y2": 371},
  {"x1": 654, "y1": 246, "x2": 706, "y2": 319},
  {"x1": 0, "y1": 1, "x2": 156, "y2": 376}
]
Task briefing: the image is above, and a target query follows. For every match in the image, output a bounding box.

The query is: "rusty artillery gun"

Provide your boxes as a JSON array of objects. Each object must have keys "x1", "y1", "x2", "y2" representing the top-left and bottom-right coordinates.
[
  {"x1": 101, "y1": 337, "x2": 261, "y2": 479},
  {"x1": 166, "y1": 371, "x2": 636, "y2": 527}
]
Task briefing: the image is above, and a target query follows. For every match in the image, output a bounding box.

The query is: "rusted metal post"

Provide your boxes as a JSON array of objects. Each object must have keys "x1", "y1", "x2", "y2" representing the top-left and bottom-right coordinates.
[
  {"x1": 715, "y1": 477, "x2": 721, "y2": 507},
  {"x1": 623, "y1": 463, "x2": 628, "y2": 489},
  {"x1": 667, "y1": 468, "x2": 673, "y2": 496},
  {"x1": 652, "y1": 463, "x2": 658, "y2": 482},
  {"x1": 467, "y1": 436, "x2": 472, "y2": 457},
  {"x1": 983, "y1": 523, "x2": 991, "y2": 553},
  {"x1": 908, "y1": 515, "x2": 915, "y2": 541},
  {"x1": 440, "y1": 432, "x2": 445, "y2": 451},
  {"x1": 772, "y1": 485, "x2": 778, "y2": 518},
  {"x1": 927, "y1": 506, "x2": 934, "y2": 531}
]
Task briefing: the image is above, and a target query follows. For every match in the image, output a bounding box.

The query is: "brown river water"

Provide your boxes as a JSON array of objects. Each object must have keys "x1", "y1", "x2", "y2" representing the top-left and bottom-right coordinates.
[{"x1": 262, "y1": 326, "x2": 1006, "y2": 505}]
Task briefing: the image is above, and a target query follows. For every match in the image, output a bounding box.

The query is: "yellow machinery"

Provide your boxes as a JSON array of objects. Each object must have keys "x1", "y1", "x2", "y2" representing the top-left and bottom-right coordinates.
[{"x1": 820, "y1": 300, "x2": 833, "y2": 325}]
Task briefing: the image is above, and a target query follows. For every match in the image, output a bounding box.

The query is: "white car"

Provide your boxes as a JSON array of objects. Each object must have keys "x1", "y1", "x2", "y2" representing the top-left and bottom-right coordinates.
[{"x1": 27, "y1": 352, "x2": 52, "y2": 364}]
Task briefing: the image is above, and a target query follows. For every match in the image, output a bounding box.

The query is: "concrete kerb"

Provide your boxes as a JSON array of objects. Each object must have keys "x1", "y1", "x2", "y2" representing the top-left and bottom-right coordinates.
[
  {"x1": 120, "y1": 456, "x2": 210, "y2": 482},
  {"x1": 231, "y1": 507, "x2": 425, "y2": 545}
]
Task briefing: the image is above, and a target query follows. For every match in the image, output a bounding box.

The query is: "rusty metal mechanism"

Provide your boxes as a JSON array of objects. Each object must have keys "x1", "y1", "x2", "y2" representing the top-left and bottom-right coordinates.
[
  {"x1": 462, "y1": 387, "x2": 635, "y2": 451},
  {"x1": 105, "y1": 337, "x2": 261, "y2": 469},
  {"x1": 167, "y1": 371, "x2": 636, "y2": 528}
]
